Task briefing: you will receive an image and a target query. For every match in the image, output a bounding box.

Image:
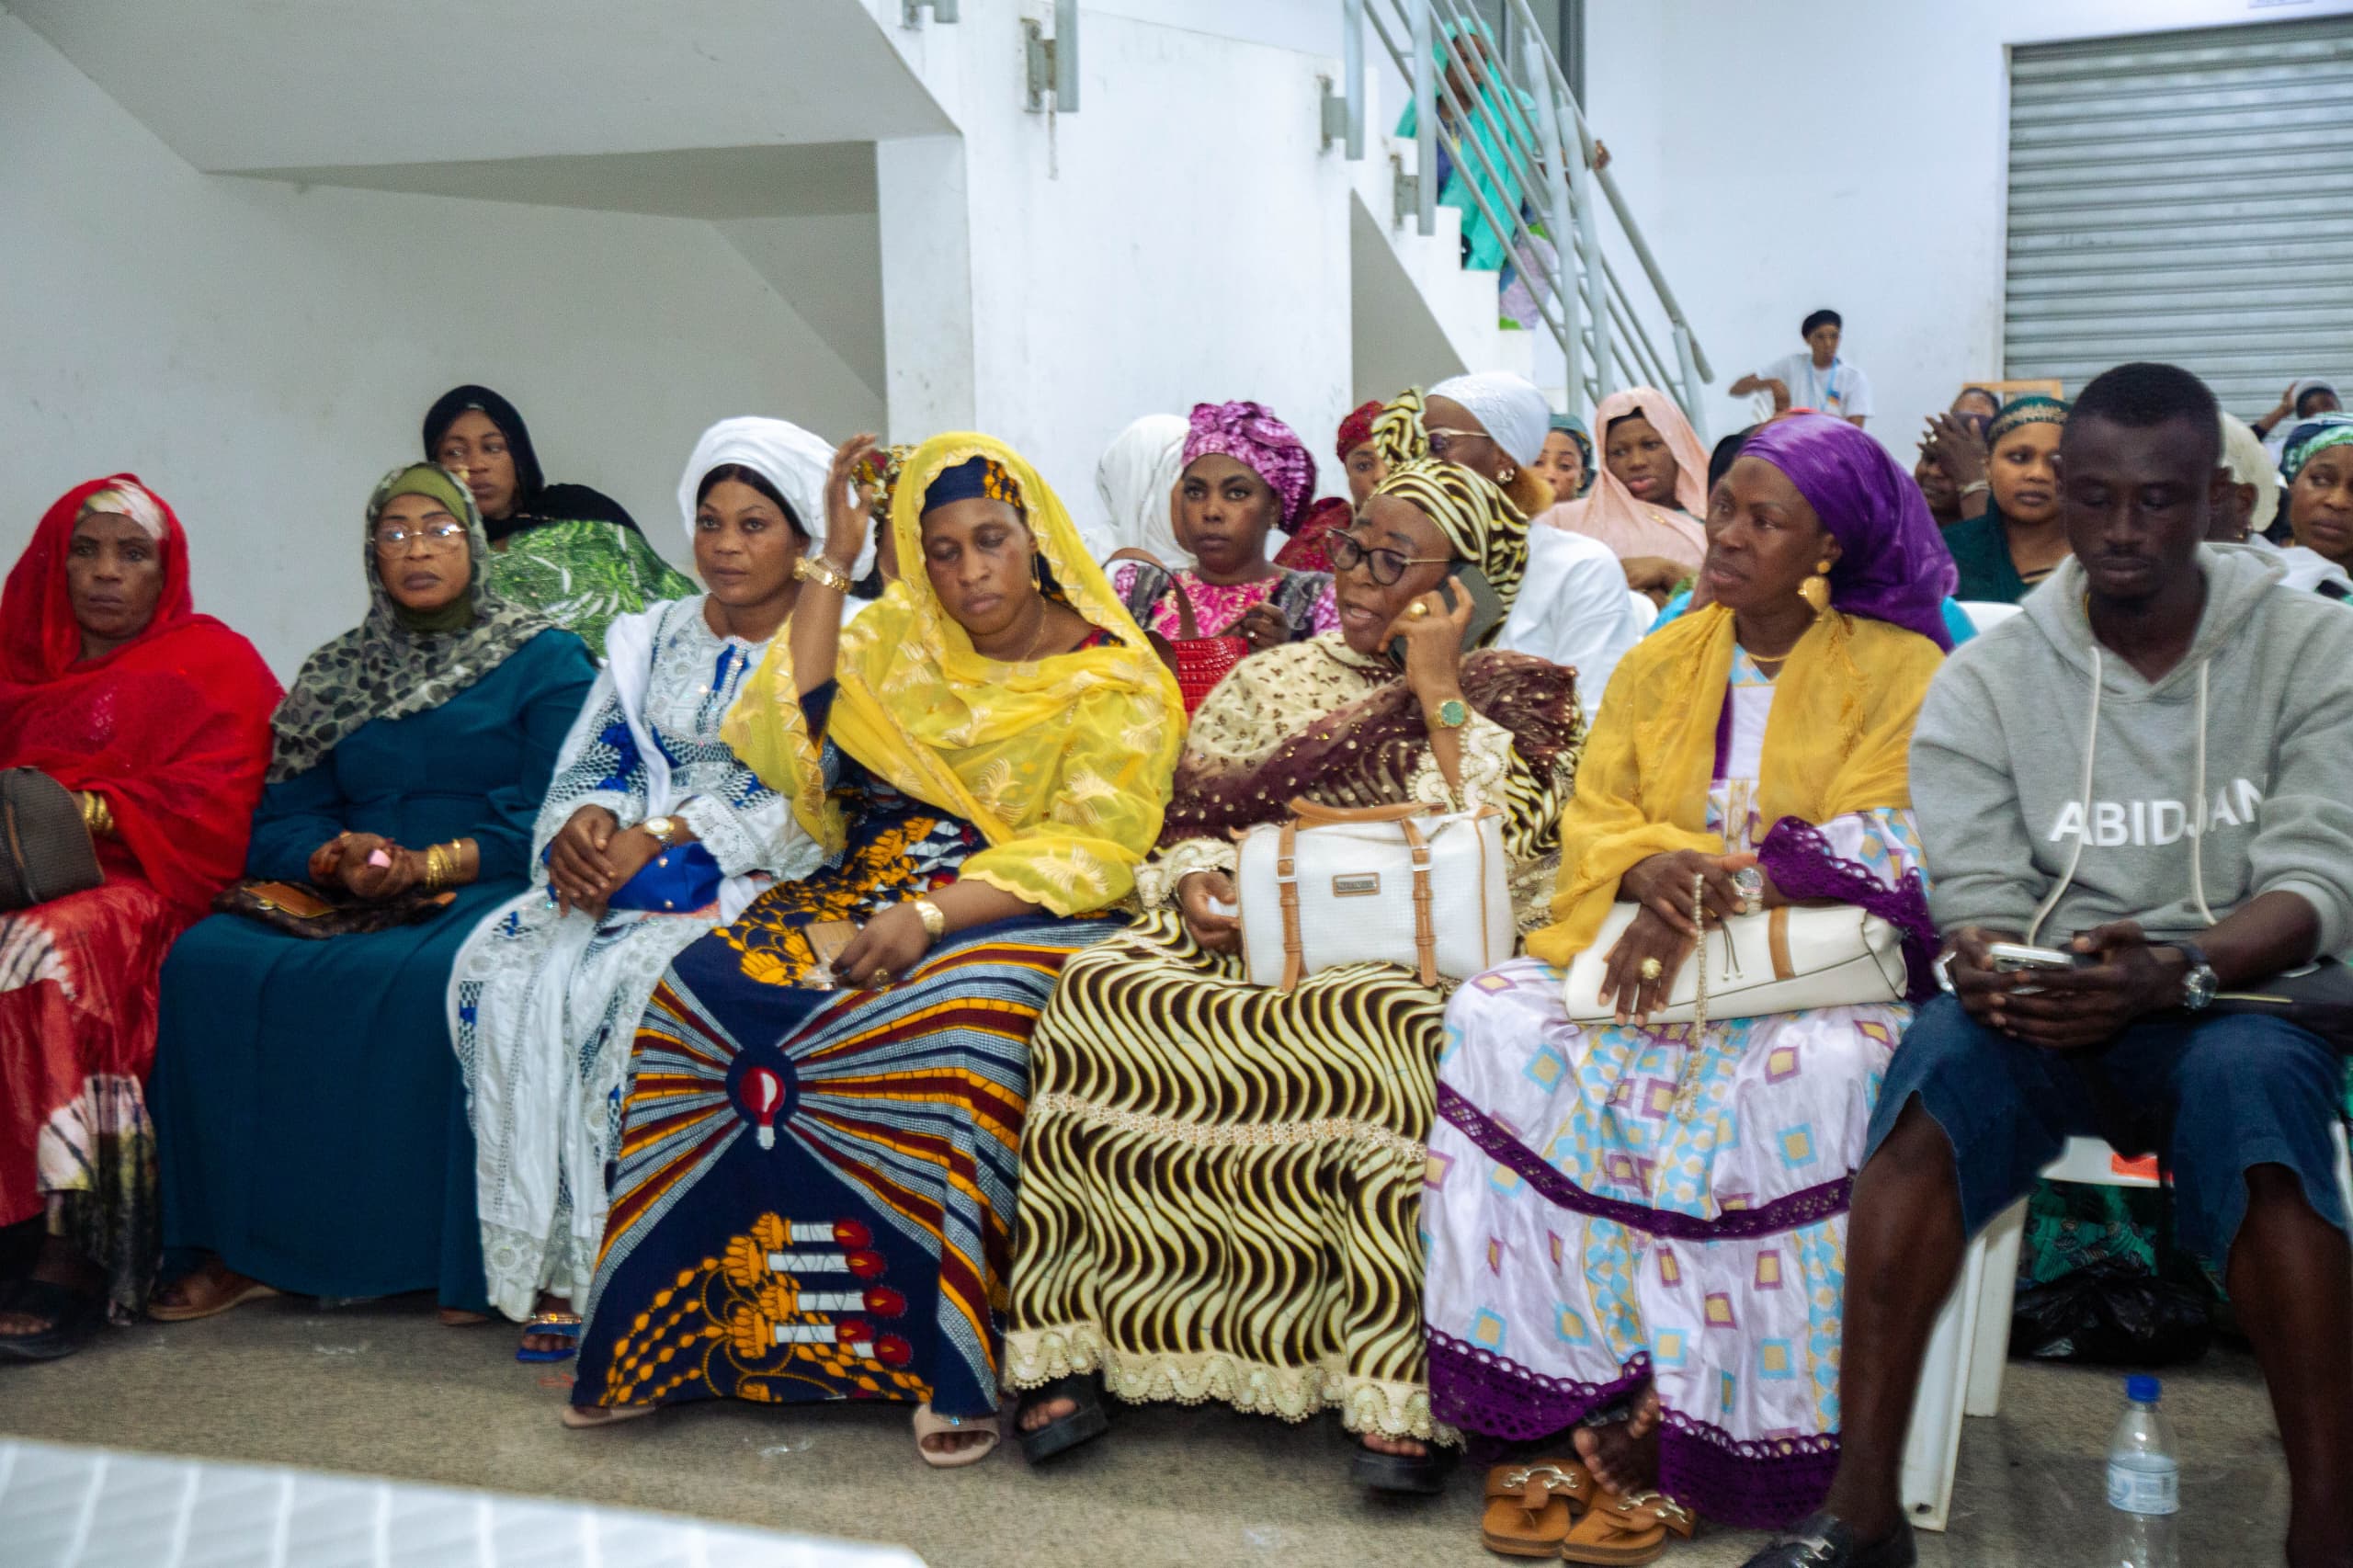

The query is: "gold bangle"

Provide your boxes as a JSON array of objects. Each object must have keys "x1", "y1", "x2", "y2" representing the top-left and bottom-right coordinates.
[
  {"x1": 793, "y1": 553, "x2": 856, "y2": 594},
  {"x1": 80, "y1": 791, "x2": 114, "y2": 837},
  {"x1": 911, "y1": 897, "x2": 948, "y2": 940},
  {"x1": 422, "y1": 844, "x2": 446, "y2": 892}
]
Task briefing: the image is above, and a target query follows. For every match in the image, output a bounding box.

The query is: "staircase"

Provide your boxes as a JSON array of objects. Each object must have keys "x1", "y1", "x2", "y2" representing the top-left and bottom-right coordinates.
[{"x1": 1330, "y1": 0, "x2": 1714, "y2": 435}]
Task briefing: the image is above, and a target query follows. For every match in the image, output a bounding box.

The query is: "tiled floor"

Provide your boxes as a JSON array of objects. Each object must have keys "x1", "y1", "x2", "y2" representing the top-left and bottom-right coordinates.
[{"x1": 0, "y1": 1295, "x2": 2293, "y2": 1566}]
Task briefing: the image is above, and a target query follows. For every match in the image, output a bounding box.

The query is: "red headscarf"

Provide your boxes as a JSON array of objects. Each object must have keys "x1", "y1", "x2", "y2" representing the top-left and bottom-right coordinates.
[{"x1": 0, "y1": 475, "x2": 281, "y2": 916}]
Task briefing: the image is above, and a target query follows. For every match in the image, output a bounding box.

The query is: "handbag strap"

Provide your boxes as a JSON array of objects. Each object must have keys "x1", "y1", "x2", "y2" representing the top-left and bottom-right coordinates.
[
  {"x1": 1277, "y1": 819, "x2": 1304, "y2": 993},
  {"x1": 1169, "y1": 576, "x2": 1204, "y2": 642},
  {"x1": 1286, "y1": 797, "x2": 1430, "y2": 825},
  {"x1": 0, "y1": 787, "x2": 30, "y2": 905},
  {"x1": 1401, "y1": 815, "x2": 1437, "y2": 988}
]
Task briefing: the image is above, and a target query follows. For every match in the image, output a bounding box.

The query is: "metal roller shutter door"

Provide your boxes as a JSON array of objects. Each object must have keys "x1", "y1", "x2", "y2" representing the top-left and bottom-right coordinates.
[{"x1": 2006, "y1": 16, "x2": 2353, "y2": 415}]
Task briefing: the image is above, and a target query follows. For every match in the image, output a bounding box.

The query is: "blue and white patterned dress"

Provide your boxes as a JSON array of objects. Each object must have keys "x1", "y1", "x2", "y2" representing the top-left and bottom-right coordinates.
[
  {"x1": 1423, "y1": 649, "x2": 1924, "y2": 1528},
  {"x1": 450, "y1": 597, "x2": 818, "y2": 1320}
]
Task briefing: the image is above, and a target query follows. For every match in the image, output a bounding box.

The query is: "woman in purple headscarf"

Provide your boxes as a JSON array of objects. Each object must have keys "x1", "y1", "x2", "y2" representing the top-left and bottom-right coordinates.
[
  {"x1": 1109, "y1": 401, "x2": 1338, "y2": 662},
  {"x1": 1422, "y1": 415, "x2": 1957, "y2": 1552}
]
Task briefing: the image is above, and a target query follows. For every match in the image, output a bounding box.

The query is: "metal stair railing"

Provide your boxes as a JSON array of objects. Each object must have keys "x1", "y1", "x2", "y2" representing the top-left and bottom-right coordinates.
[{"x1": 1334, "y1": 0, "x2": 1711, "y2": 436}]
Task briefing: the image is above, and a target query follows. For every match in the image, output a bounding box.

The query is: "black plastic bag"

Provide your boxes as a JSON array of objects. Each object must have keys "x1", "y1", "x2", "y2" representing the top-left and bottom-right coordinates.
[{"x1": 2008, "y1": 1263, "x2": 2212, "y2": 1367}]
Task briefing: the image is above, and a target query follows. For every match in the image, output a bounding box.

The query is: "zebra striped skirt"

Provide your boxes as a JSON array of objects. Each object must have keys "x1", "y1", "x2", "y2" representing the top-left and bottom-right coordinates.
[{"x1": 1005, "y1": 910, "x2": 1449, "y2": 1440}]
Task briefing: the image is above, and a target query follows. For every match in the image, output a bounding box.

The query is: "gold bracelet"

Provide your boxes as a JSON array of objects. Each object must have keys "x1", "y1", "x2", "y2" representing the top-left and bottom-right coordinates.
[
  {"x1": 793, "y1": 553, "x2": 856, "y2": 594},
  {"x1": 80, "y1": 791, "x2": 114, "y2": 837},
  {"x1": 422, "y1": 844, "x2": 446, "y2": 892},
  {"x1": 911, "y1": 897, "x2": 948, "y2": 940}
]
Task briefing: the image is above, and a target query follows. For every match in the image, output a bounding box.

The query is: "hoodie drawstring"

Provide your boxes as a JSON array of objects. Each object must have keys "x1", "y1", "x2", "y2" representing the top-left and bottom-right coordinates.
[{"x1": 2024, "y1": 646, "x2": 2216, "y2": 946}]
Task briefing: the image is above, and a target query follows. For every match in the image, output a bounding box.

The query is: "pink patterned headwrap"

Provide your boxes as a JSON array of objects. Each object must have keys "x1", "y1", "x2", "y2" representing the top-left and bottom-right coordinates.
[{"x1": 1183, "y1": 401, "x2": 1318, "y2": 528}]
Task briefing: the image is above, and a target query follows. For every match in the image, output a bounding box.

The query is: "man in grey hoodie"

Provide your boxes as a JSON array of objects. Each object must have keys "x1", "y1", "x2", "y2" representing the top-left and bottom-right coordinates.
[{"x1": 1745, "y1": 363, "x2": 2353, "y2": 1568}]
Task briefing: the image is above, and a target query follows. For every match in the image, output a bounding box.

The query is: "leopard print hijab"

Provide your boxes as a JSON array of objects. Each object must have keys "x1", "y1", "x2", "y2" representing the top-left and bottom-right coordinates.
[{"x1": 267, "y1": 463, "x2": 554, "y2": 781}]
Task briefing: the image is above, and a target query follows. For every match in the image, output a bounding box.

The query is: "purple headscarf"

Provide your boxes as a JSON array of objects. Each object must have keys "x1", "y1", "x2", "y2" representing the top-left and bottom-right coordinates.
[
  {"x1": 1740, "y1": 414, "x2": 1957, "y2": 652},
  {"x1": 1183, "y1": 401, "x2": 1318, "y2": 528}
]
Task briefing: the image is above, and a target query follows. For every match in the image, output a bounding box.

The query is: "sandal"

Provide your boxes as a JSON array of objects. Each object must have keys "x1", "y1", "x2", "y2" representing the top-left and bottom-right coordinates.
[
  {"x1": 1016, "y1": 1373, "x2": 1109, "y2": 1463},
  {"x1": 146, "y1": 1264, "x2": 280, "y2": 1323},
  {"x1": 1350, "y1": 1437, "x2": 1461, "y2": 1494},
  {"x1": 1559, "y1": 1490, "x2": 1697, "y2": 1565},
  {"x1": 0, "y1": 1278, "x2": 108, "y2": 1363},
  {"x1": 559, "y1": 1403, "x2": 658, "y2": 1430},
  {"x1": 913, "y1": 1403, "x2": 1000, "y2": 1469},
  {"x1": 515, "y1": 1310, "x2": 582, "y2": 1363},
  {"x1": 1479, "y1": 1458, "x2": 1594, "y2": 1557}
]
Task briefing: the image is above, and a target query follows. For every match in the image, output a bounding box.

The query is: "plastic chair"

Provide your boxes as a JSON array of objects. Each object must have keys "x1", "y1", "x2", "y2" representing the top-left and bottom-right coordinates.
[{"x1": 1899, "y1": 1123, "x2": 2353, "y2": 1531}]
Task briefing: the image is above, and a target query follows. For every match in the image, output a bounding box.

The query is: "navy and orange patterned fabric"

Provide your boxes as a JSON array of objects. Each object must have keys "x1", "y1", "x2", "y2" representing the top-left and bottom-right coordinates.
[{"x1": 573, "y1": 733, "x2": 1122, "y2": 1418}]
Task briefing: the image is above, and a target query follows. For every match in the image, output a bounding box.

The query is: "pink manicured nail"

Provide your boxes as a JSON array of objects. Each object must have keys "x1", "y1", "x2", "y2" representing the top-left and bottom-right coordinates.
[{"x1": 368, "y1": 848, "x2": 393, "y2": 868}]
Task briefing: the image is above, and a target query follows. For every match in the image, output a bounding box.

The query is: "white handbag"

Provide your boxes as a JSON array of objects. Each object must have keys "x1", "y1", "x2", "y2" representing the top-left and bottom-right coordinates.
[
  {"x1": 1561, "y1": 901, "x2": 1907, "y2": 1026},
  {"x1": 1236, "y1": 798, "x2": 1514, "y2": 992}
]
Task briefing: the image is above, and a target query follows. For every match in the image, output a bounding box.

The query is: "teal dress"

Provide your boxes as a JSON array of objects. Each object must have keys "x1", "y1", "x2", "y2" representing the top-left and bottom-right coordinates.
[
  {"x1": 1942, "y1": 510, "x2": 2033, "y2": 604},
  {"x1": 153, "y1": 629, "x2": 596, "y2": 1312}
]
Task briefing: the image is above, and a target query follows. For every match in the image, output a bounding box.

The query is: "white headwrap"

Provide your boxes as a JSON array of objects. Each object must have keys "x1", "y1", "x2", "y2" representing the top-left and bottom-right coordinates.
[
  {"x1": 1428, "y1": 371, "x2": 1553, "y2": 467},
  {"x1": 1094, "y1": 414, "x2": 1189, "y2": 565},
  {"x1": 76, "y1": 481, "x2": 167, "y2": 540},
  {"x1": 676, "y1": 415, "x2": 871, "y2": 577},
  {"x1": 2220, "y1": 412, "x2": 2280, "y2": 536}
]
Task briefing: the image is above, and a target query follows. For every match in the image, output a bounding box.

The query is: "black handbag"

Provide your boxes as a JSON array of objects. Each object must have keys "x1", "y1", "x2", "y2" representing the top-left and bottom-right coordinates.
[
  {"x1": 0, "y1": 767, "x2": 105, "y2": 911},
  {"x1": 211, "y1": 878, "x2": 457, "y2": 939},
  {"x1": 2204, "y1": 958, "x2": 2353, "y2": 1054}
]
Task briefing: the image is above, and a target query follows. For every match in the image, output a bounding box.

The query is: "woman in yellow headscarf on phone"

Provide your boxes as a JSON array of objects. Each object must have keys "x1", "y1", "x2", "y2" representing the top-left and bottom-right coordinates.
[{"x1": 562, "y1": 431, "x2": 1182, "y2": 1469}]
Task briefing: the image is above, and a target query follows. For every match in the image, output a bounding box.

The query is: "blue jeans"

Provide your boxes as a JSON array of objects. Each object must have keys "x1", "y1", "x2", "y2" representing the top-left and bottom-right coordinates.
[{"x1": 1867, "y1": 994, "x2": 2348, "y2": 1262}]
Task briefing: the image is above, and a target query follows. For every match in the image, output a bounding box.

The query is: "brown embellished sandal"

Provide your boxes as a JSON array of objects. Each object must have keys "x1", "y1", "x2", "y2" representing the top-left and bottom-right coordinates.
[
  {"x1": 1479, "y1": 1458, "x2": 1594, "y2": 1557},
  {"x1": 1558, "y1": 1490, "x2": 1697, "y2": 1564}
]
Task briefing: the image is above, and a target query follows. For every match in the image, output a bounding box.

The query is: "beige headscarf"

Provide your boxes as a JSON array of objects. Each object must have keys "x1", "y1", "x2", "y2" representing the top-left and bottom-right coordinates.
[{"x1": 1536, "y1": 387, "x2": 1710, "y2": 570}]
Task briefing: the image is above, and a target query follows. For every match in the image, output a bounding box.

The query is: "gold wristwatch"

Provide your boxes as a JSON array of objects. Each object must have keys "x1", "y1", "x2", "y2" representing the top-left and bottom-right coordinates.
[
  {"x1": 643, "y1": 815, "x2": 681, "y2": 848},
  {"x1": 911, "y1": 897, "x2": 948, "y2": 939}
]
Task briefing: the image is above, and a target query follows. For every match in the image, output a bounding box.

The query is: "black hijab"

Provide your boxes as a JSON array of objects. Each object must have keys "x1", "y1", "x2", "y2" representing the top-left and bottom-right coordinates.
[{"x1": 421, "y1": 384, "x2": 639, "y2": 542}]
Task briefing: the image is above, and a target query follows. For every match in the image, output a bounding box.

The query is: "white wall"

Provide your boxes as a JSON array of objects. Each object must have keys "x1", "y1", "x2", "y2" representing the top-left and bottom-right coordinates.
[
  {"x1": 879, "y1": 5, "x2": 1358, "y2": 515},
  {"x1": 0, "y1": 12, "x2": 884, "y2": 676},
  {"x1": 1585, "y1": 0, "x2": 2353, "y2": 458}
]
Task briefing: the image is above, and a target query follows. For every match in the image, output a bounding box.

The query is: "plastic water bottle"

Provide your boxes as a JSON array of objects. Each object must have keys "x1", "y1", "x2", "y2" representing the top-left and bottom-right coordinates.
[{"x1": 2106, "y1": 1374, "x2": 2180, "y2": 1568}]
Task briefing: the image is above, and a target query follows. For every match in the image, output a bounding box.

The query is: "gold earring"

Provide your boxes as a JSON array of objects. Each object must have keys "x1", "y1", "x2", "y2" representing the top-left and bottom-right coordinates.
[
  {"x1": 1799, "y1": 558, "x2": 1833, "y2": 614},
  {"x1": 1498, "y1": 466, "x2": 1517, "y2": 485}
]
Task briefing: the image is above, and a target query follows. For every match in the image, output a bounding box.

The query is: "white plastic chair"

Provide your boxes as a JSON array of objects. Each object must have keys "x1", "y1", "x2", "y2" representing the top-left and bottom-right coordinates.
[
  {"x1": 1954, "y1": 599, "x2": 2021, "y2": 639},
  {"x1": 1899, "y1": 1124, "x2": 2353, "y2": 1530}
]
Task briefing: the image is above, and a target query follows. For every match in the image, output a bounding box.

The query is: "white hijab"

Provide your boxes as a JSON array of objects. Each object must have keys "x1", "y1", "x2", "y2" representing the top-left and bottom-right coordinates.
[
  {"x1": 1094, "y1": 414, "x2": 1189, "y2": 565},
  {"x1": 1428, "y1": 370, "x2": 1553, "y2": 467},
  {"x1": 675, "y1": 415, "x2": 875, "y2": 576}
]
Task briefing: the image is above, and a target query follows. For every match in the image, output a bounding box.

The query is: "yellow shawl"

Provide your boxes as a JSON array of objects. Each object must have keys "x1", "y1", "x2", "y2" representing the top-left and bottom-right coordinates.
[
  {"x1": 722, "y1": 433, "x2": 1186, "y2": 915},
  {"x1": 1525, "y1": 603, "x2": 1944, "y2": 967}
]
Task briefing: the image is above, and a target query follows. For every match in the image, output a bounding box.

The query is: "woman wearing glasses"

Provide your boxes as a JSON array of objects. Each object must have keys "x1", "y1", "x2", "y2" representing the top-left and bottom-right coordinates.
[
  {"x1": 1006, "y1": 403, "x2": 1584, "y2": 1492},
  {"x1": 147, "y1": 464, "x2": 596, "y2": 1325}
]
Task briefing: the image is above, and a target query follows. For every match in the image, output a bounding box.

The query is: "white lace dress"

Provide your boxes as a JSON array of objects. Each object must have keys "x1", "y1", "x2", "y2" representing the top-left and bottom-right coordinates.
[{"x1": 449, "y1": 597, "x2": 818, "y2": 1319}]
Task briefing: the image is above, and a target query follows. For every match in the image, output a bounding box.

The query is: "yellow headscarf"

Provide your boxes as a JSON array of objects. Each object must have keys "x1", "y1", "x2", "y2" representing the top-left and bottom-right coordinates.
[
  {"x1": 722, "y1": 433, "x2": 1185, "y2": 915},
  {"x1": 1523, "y1": 602, "x2": 1943, "y2": 967}
]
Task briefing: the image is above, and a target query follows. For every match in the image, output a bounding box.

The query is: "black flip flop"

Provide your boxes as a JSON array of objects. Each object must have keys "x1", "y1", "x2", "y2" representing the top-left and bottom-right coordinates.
[
  {"x1": 1016, "y1": 1373, "x2": 1110, "y2": 1463},
  {"x1": 1352, "y1": 1437, "x2": 1461, "y2": 1494},
  {"x1": 0, "y1": 1277, "x2": 108, "y2": 1363}
]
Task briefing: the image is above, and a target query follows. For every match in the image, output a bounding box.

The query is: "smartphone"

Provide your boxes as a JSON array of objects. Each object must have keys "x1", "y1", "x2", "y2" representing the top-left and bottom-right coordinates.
[
  {"x1": 1388, "y1": 564, "x2": 1510, "y2": 666},
  {"x1": 1985, "y1": 942, "x2": 2084, "y2": 973}
]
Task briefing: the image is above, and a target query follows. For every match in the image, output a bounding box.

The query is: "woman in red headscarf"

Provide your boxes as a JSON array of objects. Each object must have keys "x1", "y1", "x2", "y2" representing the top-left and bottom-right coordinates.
[{"x1": 0, "y1": 475, "x2": 279, "y2": 1359}]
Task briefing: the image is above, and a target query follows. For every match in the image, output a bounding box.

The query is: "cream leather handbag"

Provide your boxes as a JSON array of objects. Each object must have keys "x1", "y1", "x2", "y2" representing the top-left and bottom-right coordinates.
[
  {"x1": 1561, "y1": 901, "x2": 1907, "y2": 1026},
  {"x1": 1236, "y1": 798, "x2": 1514, "y2": 992}
]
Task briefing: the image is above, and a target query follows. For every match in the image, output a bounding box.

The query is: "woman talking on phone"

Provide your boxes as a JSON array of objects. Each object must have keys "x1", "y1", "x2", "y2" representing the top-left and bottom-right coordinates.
[{"x1": 1004, "y1": 403, "x2": 1584, "y2": 1492}]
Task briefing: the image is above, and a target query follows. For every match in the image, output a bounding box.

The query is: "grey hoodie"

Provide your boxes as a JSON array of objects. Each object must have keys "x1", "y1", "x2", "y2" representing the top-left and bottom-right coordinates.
[{"x1": 1911, "y1": 545, "x2": 2353, "y2": 952}]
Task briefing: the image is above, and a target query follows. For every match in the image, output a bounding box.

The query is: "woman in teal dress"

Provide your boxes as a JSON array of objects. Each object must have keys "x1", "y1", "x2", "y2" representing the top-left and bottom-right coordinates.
[
  {"x1": 149, "y1": 463, "x2": 596, "y2": 1322},
  {"x1": 426, "y1": 384, "x2": 695, "y2": 656}
]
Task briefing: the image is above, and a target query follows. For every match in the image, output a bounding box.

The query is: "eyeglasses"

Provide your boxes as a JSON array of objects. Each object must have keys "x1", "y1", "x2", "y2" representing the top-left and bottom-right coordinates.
[
  {"x1": 372, "y1": 520, "x2": 469, "y2": 554},
  {"x1": 1424, "y1": 426, "x2": 1495, "y2": 460},
  {"x1": 1328, "y1": 532, "x2": 1452, "y2": 585}
]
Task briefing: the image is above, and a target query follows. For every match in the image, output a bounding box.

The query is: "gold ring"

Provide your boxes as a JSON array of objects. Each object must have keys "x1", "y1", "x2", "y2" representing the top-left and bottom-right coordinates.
[
  {"x1": 1638, "y1": 957, "x2": 1665, "y2": 981},
  {"x1": 1409, "y1": 601, "x2": 1431, "y2": 619},
  {"x1": 870, "y1": 969, "x2": 893, "y2": 988}
]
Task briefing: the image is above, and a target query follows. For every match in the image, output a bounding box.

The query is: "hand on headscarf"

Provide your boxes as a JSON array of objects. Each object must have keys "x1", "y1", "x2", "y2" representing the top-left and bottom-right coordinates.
[{"x1": 824, "y1": 435, "x2": 881, "y2": 574}]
